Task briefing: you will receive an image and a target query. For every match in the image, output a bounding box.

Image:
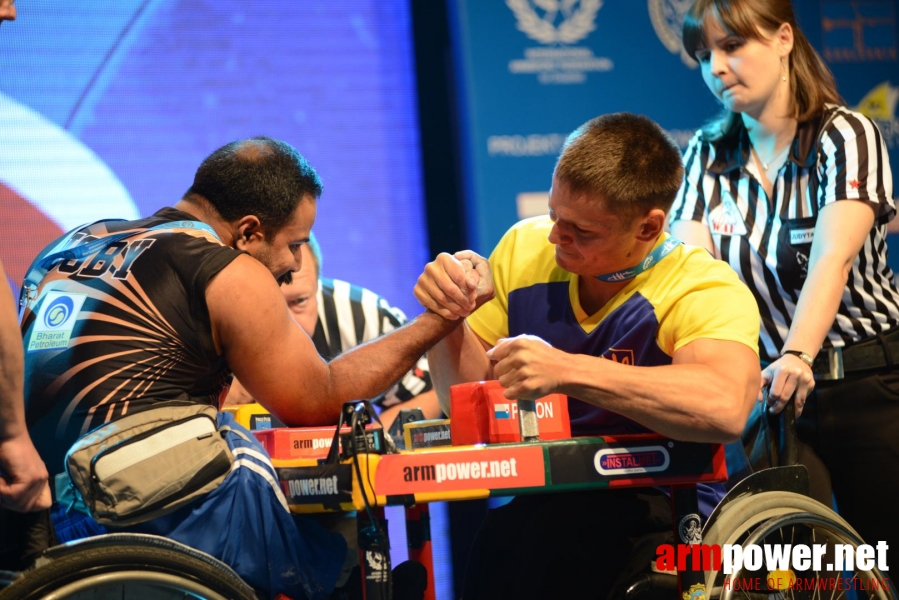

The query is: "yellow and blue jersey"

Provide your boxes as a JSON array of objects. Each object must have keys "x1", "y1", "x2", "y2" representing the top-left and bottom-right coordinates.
[{"x1": 468, "y1": 216, "x2": 760, "y2": 437}]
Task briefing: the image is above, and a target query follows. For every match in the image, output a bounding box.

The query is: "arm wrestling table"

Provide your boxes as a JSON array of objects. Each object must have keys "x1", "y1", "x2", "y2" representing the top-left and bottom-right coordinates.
[{"x1": 270, "y1": 432, "x2": 727, "y2": 600}]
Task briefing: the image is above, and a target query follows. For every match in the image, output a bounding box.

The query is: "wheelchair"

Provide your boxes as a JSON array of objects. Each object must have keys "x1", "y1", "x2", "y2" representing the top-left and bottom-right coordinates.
[
  {"x1": 0, "y1": 533, "x2": 258, "y2": 600},
  {"x1": 2, "y1": 403, "x2": 894, "y2": 600},
  {"x1": 626, "y1": 402, "x2": 896, "y2": 600}
]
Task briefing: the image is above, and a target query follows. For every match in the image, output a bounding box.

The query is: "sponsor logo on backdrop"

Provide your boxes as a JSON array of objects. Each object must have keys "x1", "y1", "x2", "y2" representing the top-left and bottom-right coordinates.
[
  {"x1": 853, "y1": 82, "x2": 899, "y2": 155},
  {"x1": 648, "y1": 0, "x2": 696, "y2": 67},
  {"x1": 506, "y1": 0, "x2": 612, "y2": 85},
  {"x1": 821, "y1": 1, "x2": 896, "y2": 62}
]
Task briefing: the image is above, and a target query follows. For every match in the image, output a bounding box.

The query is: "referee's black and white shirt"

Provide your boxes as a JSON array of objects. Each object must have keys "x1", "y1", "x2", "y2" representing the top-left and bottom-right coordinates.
[
  {"x1": 310, "y1": 277, "x2": 433, "y2": 407},
  {"x1": 670, "y1": 104, "x2": 899, "y2": 362}
]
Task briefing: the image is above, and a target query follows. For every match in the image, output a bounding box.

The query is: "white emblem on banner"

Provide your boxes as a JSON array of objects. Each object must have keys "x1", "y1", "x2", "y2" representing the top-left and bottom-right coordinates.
[
  {"x1": 648, "y1": 0, "x2": 696, "y2": 67},
  {"x1": 507, "y1": 0, "x2": 602, "y2": 45},
  {"x1": 506, "y1": 0, "x2": 612, "y2": 85},
  {"x1": 708, "y1": 191, "x2": 748, "y2": 236}
]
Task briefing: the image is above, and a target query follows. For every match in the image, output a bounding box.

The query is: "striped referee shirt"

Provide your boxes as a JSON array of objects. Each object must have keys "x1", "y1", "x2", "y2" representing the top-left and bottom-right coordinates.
[
  {"x1": 311, "y1": 277, "x2": 433, "y2": 407},
  {"x1": 670, "y1": 105, "x2": 899, "y2": 362}
]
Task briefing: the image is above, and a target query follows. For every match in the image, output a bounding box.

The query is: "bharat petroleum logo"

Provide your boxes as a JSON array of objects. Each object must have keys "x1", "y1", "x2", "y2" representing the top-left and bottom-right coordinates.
[
  {"x1": 507, "y1": 0, "x2": 602, "y2": 45},
  {"x1": 44, "y1": 296, "x2": 75, "y2": 328},
  {"x1": 648, "y1": 0, "x2": 696, "y2": 67}
]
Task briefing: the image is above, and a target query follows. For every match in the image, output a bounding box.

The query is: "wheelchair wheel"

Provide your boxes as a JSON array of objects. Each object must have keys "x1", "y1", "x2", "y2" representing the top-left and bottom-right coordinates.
[
  {"x1": 701, "y1": 492, "x2": 895, "y2": 600},
  {"x1": 0, "y1": 534, "x2": 258, "y2": 600}
]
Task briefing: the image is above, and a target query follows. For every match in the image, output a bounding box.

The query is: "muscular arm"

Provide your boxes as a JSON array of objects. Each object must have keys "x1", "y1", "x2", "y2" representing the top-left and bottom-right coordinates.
[
  {"x1": 414, "y1": 250, "x2": 496, "y2": 415},
  {"x1": 0, "y1": 261, "x2": 51, "y2": 512},
  {"x1": 490, "y1": 335, "x2": 759, "y2": 443},
  {"x1": 208, "y1": 255, "x2": 464, "y2": 426}
]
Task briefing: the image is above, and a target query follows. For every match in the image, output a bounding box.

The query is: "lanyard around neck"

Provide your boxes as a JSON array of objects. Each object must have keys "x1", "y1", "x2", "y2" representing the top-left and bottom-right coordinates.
[{"x1": 593, "y1": 237, "x2": 682, "y2": 283}]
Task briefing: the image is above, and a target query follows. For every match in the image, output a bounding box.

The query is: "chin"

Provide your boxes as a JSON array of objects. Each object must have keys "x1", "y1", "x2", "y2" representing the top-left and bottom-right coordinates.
[{"x1": 554, "y1": 249, "x2": 580, "y2": 272}]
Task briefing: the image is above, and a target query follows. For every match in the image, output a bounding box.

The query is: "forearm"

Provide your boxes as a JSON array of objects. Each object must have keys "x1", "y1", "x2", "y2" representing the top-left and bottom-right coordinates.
[
  {"x1": 0, "y1": 276, "x2": 25, "y2": 441},
  {"x1": 782, "y1": 257, "x2": 849, "y2": 358},
  {"x1": 561, "y1": 355, "x2": 756, "y2": 443},
  {"x1": 323, "y1": 312, "x2": 461, "y2": 416},
  {"x1": 428, "y1": 322, "x2": 494, "y2": 415}
]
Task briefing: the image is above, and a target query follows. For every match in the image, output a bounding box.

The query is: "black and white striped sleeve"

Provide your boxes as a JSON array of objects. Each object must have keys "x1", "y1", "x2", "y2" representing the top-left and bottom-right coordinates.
[
  {"x1": 669, "y1": 130, "x2": 710, "y2": 225},
  {"x1": 817, "y1": 107, "x2": 895, "y2": 222}
]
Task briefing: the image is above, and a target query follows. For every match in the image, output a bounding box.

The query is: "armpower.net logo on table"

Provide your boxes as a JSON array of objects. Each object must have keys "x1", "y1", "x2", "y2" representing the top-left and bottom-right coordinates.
[{"x1": 374, "y1": 445, "x2": 546, "y2": 496}]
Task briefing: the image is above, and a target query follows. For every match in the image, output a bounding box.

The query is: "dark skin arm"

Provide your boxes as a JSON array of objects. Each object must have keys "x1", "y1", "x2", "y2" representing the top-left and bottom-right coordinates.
[{"x1": 207, "y1": 254, "x2": 489, "y2": 425}]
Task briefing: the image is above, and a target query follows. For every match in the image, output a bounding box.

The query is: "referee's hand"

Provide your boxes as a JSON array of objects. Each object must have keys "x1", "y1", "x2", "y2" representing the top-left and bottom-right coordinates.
[{"x1": 761, "y1": 354, "x2": 814, "y2": 417}]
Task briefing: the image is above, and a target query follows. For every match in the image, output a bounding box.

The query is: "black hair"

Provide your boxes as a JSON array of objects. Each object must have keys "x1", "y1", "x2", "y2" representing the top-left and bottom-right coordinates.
[{"x1": 185, "y1": 136, "x2": 323, "y2": 234}]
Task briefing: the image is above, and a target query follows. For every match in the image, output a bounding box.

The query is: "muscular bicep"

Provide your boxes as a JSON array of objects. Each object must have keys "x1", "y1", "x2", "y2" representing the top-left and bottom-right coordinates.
[
  {"x1": 206, "y1": 255, "x2": 336, "y2": 424},
  {"x1": 673, "y1": 337, "x2": 759, "y2": 423}
]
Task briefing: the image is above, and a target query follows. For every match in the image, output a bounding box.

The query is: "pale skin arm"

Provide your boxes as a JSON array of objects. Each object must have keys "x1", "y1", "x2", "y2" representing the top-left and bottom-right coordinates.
[
  {"x1": 488, "y1": 335, "x2": 759, "y2": 443},
  {"x1": 377, "y1": 389, "x2": 442, "y2": 430},
  {"x1": 414, "y1": 251, "x2": 496, "y2": 415},
  {"x1": 669, "y1": 220, "x2": 716, "y2": 255},
  {"x1": 208, "y1": 253, "x2": 491, "y2": 426},
  {"x1": 764, "y1": 200, "x2": 877, "y2": 416},
  {"x1": 0, "y1": 261, "x2": 51, "y2": 512}
]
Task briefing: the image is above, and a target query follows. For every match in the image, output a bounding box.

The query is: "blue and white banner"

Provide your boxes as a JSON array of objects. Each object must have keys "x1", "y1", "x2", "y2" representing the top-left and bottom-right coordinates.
[{"x1": 450, "y1": 0, "x2": 899, "y2": 255}]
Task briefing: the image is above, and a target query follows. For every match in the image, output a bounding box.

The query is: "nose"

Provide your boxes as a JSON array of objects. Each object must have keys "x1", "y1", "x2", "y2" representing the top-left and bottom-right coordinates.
[
  {"x1": 287, "y1": 249, "x2": 302, "y2": 275},
  {"x1": 548, "y1": 221, "x2": 570, "y2": 245},
  {"x1": 709, "y1": 49, "x2": 727, "y2": 77}
]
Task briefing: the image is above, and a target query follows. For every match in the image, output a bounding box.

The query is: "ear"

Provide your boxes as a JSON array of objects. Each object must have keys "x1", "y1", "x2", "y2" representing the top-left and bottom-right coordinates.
[
  {"x1": 776, "y1": 22, "x2": 794, "y2": 57},
  {"x1": 233, "y1": 215, "x2": 265, "y2": 251},
  {"x1": 635, "y1": 209, "x2": 666, "y2": 242}
]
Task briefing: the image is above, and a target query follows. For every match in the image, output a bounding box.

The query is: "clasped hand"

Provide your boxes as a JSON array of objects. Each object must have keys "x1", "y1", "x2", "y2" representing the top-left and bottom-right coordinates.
[
  {"x1": 414, "y1": 250, "x2": 495, "y2": 320},
  {"x1": 487, "y1": 334, "x2": 563, "y2": 400}
]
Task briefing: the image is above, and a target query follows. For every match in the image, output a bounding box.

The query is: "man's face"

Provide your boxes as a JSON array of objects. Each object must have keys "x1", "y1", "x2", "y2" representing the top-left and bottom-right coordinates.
[
  {"x1": 250, "y1": 196, "x2": 316, "y2": 285},
  {"x1": 281, "y1": 243, "x2": 319, "y2": 336},
  {"x1": 546, "y1": 174, "x2": 642, "y2": 277},
  {"x1": 0, "y1": 0, "x2": 15, "y2": 23}
]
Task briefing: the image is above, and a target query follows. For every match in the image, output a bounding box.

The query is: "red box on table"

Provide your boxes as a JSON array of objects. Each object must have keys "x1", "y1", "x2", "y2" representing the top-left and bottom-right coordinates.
[
  {"x1": 449, "y1": 381, "x2": 570, "y2": 445},
  {"x1": 253, "y1": 427, "x2": 344, "y2": 460}
]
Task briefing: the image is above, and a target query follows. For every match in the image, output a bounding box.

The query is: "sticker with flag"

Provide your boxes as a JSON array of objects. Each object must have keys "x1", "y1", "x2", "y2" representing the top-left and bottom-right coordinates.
[{"x1": 493, "y1": 403, "x2": 512, "y2": 419}]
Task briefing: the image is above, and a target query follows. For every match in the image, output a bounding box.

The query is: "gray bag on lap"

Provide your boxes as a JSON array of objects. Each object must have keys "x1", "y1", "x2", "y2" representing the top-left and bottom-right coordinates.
[{"x1": 65, "y1": 403, "x2": 233, "y2": 527}]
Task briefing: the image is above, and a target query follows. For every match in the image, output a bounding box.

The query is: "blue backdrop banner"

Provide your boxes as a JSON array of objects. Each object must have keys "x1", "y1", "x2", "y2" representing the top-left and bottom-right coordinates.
[{"x1": 449, "y1": 0, "x2": 899, "y2": 256}]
